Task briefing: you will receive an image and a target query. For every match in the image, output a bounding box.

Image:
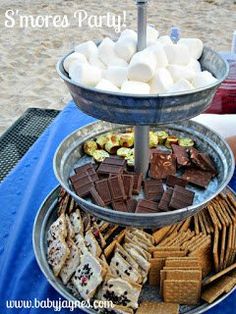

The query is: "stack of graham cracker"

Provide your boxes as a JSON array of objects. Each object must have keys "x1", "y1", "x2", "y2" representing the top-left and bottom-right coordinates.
[{"x1": 148, "y1": 191, "x2": 236, "y2": 305}]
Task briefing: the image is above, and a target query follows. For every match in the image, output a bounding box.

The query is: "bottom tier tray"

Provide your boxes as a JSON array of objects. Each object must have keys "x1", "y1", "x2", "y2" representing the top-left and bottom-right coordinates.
[
  {"x1": 53, "y1": 120, "x2": 234, "y2": 228},
  {"x1": 33, "y1": 185, "x2": 236, "y2": 314}
]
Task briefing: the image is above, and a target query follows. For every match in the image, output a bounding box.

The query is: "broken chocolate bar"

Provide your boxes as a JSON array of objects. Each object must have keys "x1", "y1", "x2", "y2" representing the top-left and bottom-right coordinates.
[
  {"x1": 95, "y1": 179, "x2": 112, "y2": 205},
  {"x1": 150, "y1": 152, "x2": 176, "y2": 179},
  {"x1": 166, "y1": 175, "x2": 187, "y2": 188},
  {"x1": 182, "y1": 168, "x2": 213, "y2": 188},
  {"x1": 169, "y1": 185, "x2": 195, "y2": 210},
  {"x1": 97, "y1": 163, "x2": 124, "y2": 176},
  {"x1": 73, "y1": 164, "x2": 99, "y2": 182},
  {"x1": 108, "y1": 175, "x2": 126, "y2": 201},
  {"x1": 171, "y1": 144, "x2": 190, "y2": 167},
  {"x1": 90, "y1": 187, "x2": 105, "y2": 207},
  {"x1": 158, "y1": 189, "x2": 173, "y2": 211},
  {"x1": 190, "y1": 148, "x2": 217, "y2": 175},
  {"x1": 73, "y1": 181, "x2": 94, "y2": 197},
  {"x1": 122, "y1": 174, "x2": 134, "y2": 199},
  {"x1": 112, "y1": 200, "x2": 128, "y2": 212},
  {"x1": 144, "y1": 179, "x2": 164, "y2": 201},
  {"x1": 103, "y1": 157, "x2": 126, "y2": 167},
  {"x1": 135, "y1": 199, "x2": 160, "y2": 214}
]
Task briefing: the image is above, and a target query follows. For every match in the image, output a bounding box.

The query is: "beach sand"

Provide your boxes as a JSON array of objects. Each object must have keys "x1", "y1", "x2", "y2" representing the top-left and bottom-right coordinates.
[{"x1": 0, "y1": 0, "x2": 235, "y2": 135}]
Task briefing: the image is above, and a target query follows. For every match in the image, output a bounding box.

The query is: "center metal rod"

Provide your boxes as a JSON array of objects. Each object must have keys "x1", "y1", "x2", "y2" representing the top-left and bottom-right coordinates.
[{"x1": 135, "y1": 0, "x2": 150, "y2": 176}]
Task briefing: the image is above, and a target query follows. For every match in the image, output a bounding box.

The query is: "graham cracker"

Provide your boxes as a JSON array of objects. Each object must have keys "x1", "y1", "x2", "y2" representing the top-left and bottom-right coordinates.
[
  {"x1": 218, "y1": 198, "x2": 232, "y2": 225},
  {"x1": 201, "y1": 210, "x2": 212, "y2": 234},
  {"x1": 163, "y1": 279, "x2": 201, "y2": 305},
  {"x1": 226, "y1": 192, "x2": 236, "y2": 209},
  {"x1": 181, "y1": 234, "x2": 203, "y2": 250},
  {"x1": 148, "y1": 258, "x2": 165, "y2": 286},
  {"x1": 213, "y1": 227, "x2": 220, "y2": 272},
  {"x1": 179, "y1": 216, "x2": 192, "y2": 232},
  {"x1": 104, "y1": 229, "x2": 126, "y2": 258},
  {"x1": 213, "y1": 201, "x2": 228, "y2": 227},
  {"x1": 171, "y1": 231, "x2": 194, "y2": 248},
  {"x1": 203, "y1": 208, "x2": 214, "y2": 233},
  {"x1": 136, "y1": 301, "x2": 179, "y2": 314},
  {"x1": 194, "y1": 215, "x2": 200, "y2": 234},
  {"x1": 223, "y1": 224, "x2": 233, "y2": 269},
  {"x1": 229, "y1": 223, "x2": 236, "y2": 265},
  {"x1": 165, "y1": 259, "x2": 200, "y2": 268},
  {"x1": 153, "y1": 250, "x2": 186, "y2": 258},
  {"x1": 201, "y1": 275, "x2": 236, "y2": 303},
  {"x1": 152, "y1": 246, "x2": 181, "y2": 252},
  {"x1": 219, "y1": 226, "x2": 227, "y2": 270},
  {"x1": 198, "y1": 212, "x2": 207, "y2": 234},
  {"x1": 153, "y1": 225, "x2": 172, "y2": 244},
  {"x1": 159, "y1": 232, "x2": 180, "y2": 247},
  {"x1": 189, "y1": 239, "x2": 212, "y2": 278},
  {"x1": 202, "y1": 262, "x2": 236, "y2": 286},
  {"x1": 207, "y1": 204, "x2": 222, "y2": 230}
]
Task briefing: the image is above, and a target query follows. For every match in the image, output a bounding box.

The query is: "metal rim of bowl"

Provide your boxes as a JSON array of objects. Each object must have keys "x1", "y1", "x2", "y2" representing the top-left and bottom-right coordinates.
[
  {"x1": 53, "y1": 119, "x2": 235, "y2": 222},
  {"x1": 32, "y1": 184, "x2": 236, "y2": 314},
  {"x1": 56, "y1": 47, "x2": 229, "y2": 99}
]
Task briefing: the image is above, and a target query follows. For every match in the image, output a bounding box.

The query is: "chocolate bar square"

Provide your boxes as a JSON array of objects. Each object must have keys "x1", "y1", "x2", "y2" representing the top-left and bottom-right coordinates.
[
  {"x1": 171, "y1": 144, "x2": 190, "y2": 167},
  {"x1": 126, "y1": 199, "x2": 137, "y2": 213},
  {"x1": 150, "y1": 152, "x2": 176, "y2": 179},
  {"x1": 112, "y1": 200, "x2": 128, "y2": 212},
  {"x1": 166, "y1": 175, "x2": 187, "y2": 188},
  {"x1": 144, "y1": 179, "x2": 164, "y2": 201},
  {"x1": 132, "y1": 173, "x2": 143, "y2": 195},
  {"x1": 122, "y1": 174, "x2": 134, "y2": 199},
  {"x1": 73, "y1": 181, "x2": 94, "y2": 197},
  {"x1": 182, "y1": 168, "x2": 213, "y2": 188},
  {"x1": 90, "y1": 187, "x2": 105, "y2": 207},
  {"x1": 135, "y1": 199, "x2": 160, "y2": 214},
  {"x1": 158, "y1": 189, "x2": 173, "y2": 211},
  {"x1": 95, "y1": 179, "x2": 112, "y2": 205},
  {"x1": 169, "y1": 185, "x2": 195, "y2": 210},
  {"x1": 103, "y1": 157, "x2": 126, "y2": 167},
  {"x1": 108, "y1": 175, "x2": 126, "y2": 201}
]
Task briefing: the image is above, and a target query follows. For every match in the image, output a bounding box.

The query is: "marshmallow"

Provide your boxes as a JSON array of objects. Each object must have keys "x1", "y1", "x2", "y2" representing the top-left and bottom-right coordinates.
[
  {"x1": 150, "y1": 68, "x2": 174, "y2": 93},
  {"x1": 187, "y1": 58, "x2": 201, "y2": 73},
  {"x1": 147, "y1": 25, "x2": 159, "y2": 46},
  {"x1": 148, "y1": 43, "x2": 168, "y2": 68},
  {"x1": 114, "y1": 37, "x2": 137, "y2": 62},
  {"x1": 168, "y1": 79, "x2": 193, "y2": 93},
  {"x1": 119, "y1": 29, "x2": 137, "y2": 40},
  {"x1": 128, "y1": 50, "x2": 157, "y2": 82},
  {"x1": 63, "y1": 52, "x2": 87, "y2": 73},
  {"x1": 121, "y1": 81, "x2": 150, "y2": 94},
  {"x1": 178, "y1": 38, "x2": 203, "y2": 60},
  {"x1": 96, "y1": 79, "x2": 120, "y2": 92},
  {"x1": 98, "y1": 37, "x2": 128, "y2": 67},
  {"x1": 164, "y1": 43, "x2": 191, "y2": 66},
  {"x1": 88, "y1": 52, "x2": 106, "y2": 70},
  {"x1": 168, "y1": 64, "x2": 195, "y2": 82},
  {"x1": 103, "y1": 66, "x2": 128, "y2": 87},
  {"x1": 69, "y1": 62, "x2": 101, "y2": 87},
  {"x1": 74, "y1": 41, "x2": 97, "y2": 60},
  {"x1": 192, "y1": 71, "x2": 218, "y2": 89},
  {"x1": 157, "y1": 35, "x2": 173, "y2": 46}
]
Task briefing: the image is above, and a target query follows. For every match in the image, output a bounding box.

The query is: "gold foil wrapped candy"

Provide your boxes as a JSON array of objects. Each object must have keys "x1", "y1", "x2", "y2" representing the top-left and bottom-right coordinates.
[
  {"x1": 119, "y1": 133, "x2": 134, "y2": 148},
  {"x1": 83, "y1": 140, "x2": 97, "y2": 156},
  {"x1": 149, "y1": 131, "x2": 158, "y2": 148},
  {"x1": 178, "y1": 138, "x2": 195, "y2": 148},
  {"x1": 156, "y1": 131, "x2": 168, "y2": 145},
  {"x1": 92, "y1": 150, "x2": 109, "y2": 162}
]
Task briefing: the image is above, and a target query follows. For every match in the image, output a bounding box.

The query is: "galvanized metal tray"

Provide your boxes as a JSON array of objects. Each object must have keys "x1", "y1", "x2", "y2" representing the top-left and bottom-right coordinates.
[
  {"x1": 53, "y1": 120, "x2": 234, "y2": 228},
  {"x1": 33, "y1": 185, "x2": 236, "y2": 314},
  {"x1": 57, "y1": 46, "x2": 229, "y2": 125}
]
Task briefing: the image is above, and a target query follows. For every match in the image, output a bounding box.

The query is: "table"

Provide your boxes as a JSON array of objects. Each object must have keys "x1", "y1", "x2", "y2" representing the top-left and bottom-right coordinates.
[{"x1": 0, "y1": 101, "x2": 235, "y2": 313}]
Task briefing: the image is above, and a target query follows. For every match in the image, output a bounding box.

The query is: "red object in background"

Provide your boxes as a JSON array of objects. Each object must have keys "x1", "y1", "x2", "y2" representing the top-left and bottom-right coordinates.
[{"x1": 206, "y1": 55, "x2": 236, "y2": 114}]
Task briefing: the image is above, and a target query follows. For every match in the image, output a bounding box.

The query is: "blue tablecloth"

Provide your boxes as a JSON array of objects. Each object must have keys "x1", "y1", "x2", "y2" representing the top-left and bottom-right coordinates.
[{"x1": 0, "y1": 101, "x2": 235, "y2": 313}]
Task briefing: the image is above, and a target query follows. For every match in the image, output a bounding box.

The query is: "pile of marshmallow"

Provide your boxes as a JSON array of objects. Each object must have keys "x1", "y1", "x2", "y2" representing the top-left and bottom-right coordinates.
[{"x1": 64, "y1": 26, "x2": 218, "y2": 95}]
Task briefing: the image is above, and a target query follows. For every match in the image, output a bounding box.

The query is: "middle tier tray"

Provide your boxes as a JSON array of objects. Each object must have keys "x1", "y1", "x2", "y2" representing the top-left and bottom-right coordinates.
[{"x1": 54, "y1": 120, "x2": 234, "y2": 228}]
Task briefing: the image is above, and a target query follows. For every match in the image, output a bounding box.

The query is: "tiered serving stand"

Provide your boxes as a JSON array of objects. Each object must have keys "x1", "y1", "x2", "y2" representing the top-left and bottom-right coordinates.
[
  {"x1": 54, "y1": 0, "x2": 233, "y2": 228},
  {"x1": 33, "y1": 1, "x2": 236, "y2": 312}
]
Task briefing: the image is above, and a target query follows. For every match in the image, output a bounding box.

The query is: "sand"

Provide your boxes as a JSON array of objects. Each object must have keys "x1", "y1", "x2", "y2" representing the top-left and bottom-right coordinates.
[{"x1": 0, "y1": 0, "x2": 235, "y2": 135}]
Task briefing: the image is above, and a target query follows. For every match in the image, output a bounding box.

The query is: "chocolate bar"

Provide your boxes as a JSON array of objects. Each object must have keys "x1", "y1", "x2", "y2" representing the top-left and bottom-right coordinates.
[
  {"x1": 182, "y1": 168, "x2": 213, "y2": 188},
  {"x1": 132, "y1": 173, "x2": 143, "y2": 195},
  {"x1": 150, "y1": 152, "x2": 176, "y2": 179},
  {"x1": 122, "y1": 174, "x2": 134, "y2": 199},
  {"x1": 171, "y1": 144, "x2": 190, "y2": 167},
  {"x1": 158, "y1": 189, "x2": 173, "y2": 211},
  {"x1": 97, "y1": 163, "x2": 124, "y2": 176},
  {"x1": 136, "y1": 199, "x2": 160, "y2": 214},
  {"x1": 112, "y1": 200, "x2": 128, "y2": 212},
  {"x1": 190, "y1": 148, "x2": 217, "y2": 175},
  {"x1": 144, "y1": 179, "x2": 164, "y2": 201},
  {"x1": 73, "y1": 181, "x2": 94, "y2": 197},
  {"x1": 108, "y1": 175, "x2": 126, "y2": 200},
  {"x1": 166, "y1": 175, "x2": 187, "y2": 188},
  {"x1": 90, "y1": 187, "x2": 105, "y2": 207},
  {"x1": 126, "y1": 199, "x2": 137, "y2": 213},
  {"x1": 103, "y1": 157, "x2": 126, "y2": 167},
  {"x1": 95, "y1": 179, "x2": 112, "y2": 205},
  {"x1": 169, "y1": 185, "x2": 195, "y2": 210}
]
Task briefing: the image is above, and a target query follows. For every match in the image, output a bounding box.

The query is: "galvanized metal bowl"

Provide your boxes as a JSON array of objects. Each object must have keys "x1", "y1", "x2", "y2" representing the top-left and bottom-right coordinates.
[
  {"x1": 53, "y1": 120, "x2": 234, "y2": 228},
  {"x1": 57, "y1": 46, "x2": 229, "y2": 125},
  {"x1": 33, "y1": 185, "x2": 236, "y2": 314}
]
